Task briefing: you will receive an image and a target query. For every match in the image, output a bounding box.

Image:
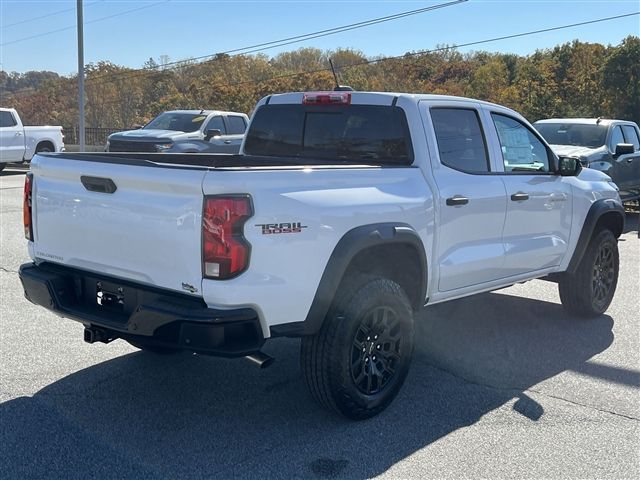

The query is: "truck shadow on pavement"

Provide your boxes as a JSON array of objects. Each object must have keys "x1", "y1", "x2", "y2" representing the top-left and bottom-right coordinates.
[{"x1": 0, "y1": 292, "x2": 615, "y2": 479}]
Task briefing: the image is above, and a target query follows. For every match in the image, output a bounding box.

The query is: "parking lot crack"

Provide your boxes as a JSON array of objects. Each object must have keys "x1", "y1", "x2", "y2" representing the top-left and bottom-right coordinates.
[
  {"x1": 0, "y1": 266, "x2": 18, "y2": 274},
  {"x1": 527, "y1": 388, "x2": 640, "y2": 422},
  {"x1": 423, "y1": 359, "x2": 640, "y2": 422}
]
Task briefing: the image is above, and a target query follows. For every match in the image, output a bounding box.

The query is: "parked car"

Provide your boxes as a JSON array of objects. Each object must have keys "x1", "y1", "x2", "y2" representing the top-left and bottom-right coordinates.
[
  {"x1": 534, "y1": 118, "x2": 640, "y2": 201},
  {"x1": 20, "y1": 91, "x2": 624, "y2": 419},
  {"x1": 0, "y1": 107, "x2": 64, "y2": 171},
  {"x1": 105, "y1": 110, "x2": 249, "y2": 153},
  {"x1": 163, "y1": 131, "x2": 245, "y2": 154}
]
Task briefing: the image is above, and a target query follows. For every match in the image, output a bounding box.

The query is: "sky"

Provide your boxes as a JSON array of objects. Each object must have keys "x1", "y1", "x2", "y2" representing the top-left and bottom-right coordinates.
[{"x1": 0, "y1": 0, "x2": 639, "y2": 75}]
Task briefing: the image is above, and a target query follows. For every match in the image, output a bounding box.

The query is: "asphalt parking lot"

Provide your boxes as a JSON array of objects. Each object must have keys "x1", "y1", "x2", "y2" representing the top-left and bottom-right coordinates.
[{"x1": 1, "y1": 165, "x2": 638, "y2": 479}]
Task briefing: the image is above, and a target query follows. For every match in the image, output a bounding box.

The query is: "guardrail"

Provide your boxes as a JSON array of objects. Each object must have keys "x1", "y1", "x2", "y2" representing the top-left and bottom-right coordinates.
[{"x1": 62, "y1": 127, "x2": 122, "y2": 146}]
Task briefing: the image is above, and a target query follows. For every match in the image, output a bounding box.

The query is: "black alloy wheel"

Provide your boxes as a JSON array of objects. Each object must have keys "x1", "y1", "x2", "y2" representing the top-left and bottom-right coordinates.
[
  {"x1": 559, "y1": 228, "x2": 619, "y2": 317},
  {"x1": 591, "y1": 241, "x2": 616, "y2": 311},
  {"x1": 301, "y1": 276, "x2": 415, "y2": 419},
  {"x1": 350, "y1": 306, "x2": 403, "y2": 395}
]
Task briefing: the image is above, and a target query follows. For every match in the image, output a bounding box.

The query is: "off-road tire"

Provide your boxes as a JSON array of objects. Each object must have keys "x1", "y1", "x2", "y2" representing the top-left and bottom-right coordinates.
[
  {"x1": 127, "y1": 339, "x2": 180, "y2": 355},
  {"x1": 559, "y1": 229, "x2": 619, "y2": 317},
  {"x1": 301, "y1": 276, "x2": 415, "y2": 420}
]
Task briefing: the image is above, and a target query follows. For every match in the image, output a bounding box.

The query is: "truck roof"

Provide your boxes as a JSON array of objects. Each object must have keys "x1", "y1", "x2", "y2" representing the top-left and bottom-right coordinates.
[
  {"x1": 267, "y1": 91, "x2": 512, "y2": 108},
  {"x1": 162, "y1": 109, "x2": 246, "y2": 116},
  {"x1": 264, "y1": 91, "x2": 524, "y2": 119},
  {"x1": 534, "y1": 118, "x2": 637, "y2": 127}
]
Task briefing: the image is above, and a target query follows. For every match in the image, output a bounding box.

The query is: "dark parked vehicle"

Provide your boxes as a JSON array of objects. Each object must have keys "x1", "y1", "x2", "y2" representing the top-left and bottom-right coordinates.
[
  {"x1": 105, "y1": 110, "x2": 248, "y2": 153},
  {"x1": 534, "y1": 118, "x2": 640, "y2": 201}
]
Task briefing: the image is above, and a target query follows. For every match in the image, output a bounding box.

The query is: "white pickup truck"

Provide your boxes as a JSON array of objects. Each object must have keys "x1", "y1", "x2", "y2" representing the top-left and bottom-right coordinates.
[
  {"x1": 0, "y1": 107, "x2": 64, "y2": 171},
  {"x1": 19, "y1": 91, "x2": 625, "y2": 419},
  {"x1": 106, "y1": 109, "x2": 249, "y2": 153}
]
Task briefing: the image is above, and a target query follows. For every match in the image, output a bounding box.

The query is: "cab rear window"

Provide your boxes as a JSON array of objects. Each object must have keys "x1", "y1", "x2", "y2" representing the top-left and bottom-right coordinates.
[{"x1": 244, "y1": 104, "x2": 414, "y2": 164}]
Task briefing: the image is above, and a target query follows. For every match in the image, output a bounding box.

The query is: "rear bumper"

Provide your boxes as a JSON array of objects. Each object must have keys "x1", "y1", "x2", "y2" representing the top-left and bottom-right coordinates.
[{"x1": 19, "y1": 262, "x2": 264, "y2": 357}]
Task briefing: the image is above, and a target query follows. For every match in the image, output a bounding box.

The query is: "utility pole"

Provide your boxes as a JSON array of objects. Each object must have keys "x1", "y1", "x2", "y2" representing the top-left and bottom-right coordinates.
[{"x1": 77, "y1": 0, "x2": 85, "y2": 150}]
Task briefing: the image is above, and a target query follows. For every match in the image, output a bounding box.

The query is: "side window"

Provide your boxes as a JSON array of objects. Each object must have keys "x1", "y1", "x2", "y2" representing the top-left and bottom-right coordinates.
[
  {"x1": 205, "y1": 116, "x2": 226, "y2": 134},
  {"x1": 609, "y1": 126, "x2": 625, "y2": 151},
  {"x1": 0, "y1": 111, "x2": 17, "y2": 128},
  {"x1": 430, "y1": 108, "x2": 489, "y2": 173},
  {"x1": 491, "y1": 113, "x2": 550, "y2": 173},
  {"x1": 226, "y1": 116, "x2": 247, "y2": 135},
  {"x1": 621, "y1": 125, "x2": 640, "y2": 151}
]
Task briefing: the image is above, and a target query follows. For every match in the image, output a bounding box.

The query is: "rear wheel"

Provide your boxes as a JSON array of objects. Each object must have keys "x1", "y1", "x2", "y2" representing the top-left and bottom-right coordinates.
[
  {"x1": 559, "y1": 229, "x2": 619, "y2": 317},
  {"x1": 301, "y1": 277, "x2": 415, "y2": 420}
]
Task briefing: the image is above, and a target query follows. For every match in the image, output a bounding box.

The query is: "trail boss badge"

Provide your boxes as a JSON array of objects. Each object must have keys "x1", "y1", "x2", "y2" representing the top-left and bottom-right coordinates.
[{"x1": 256, "y1": 222, "x2": 307, "y2": 235}]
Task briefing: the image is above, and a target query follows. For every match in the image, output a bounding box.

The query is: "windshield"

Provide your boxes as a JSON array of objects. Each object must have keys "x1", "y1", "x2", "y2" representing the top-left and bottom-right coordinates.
[
  {"x1": 143, "y1": 112, "x2": 207, "y2": 132},
  {"x1": 535, "y1": 122, "x2": 608, "y2": 148},
  {"x1": 244, "y1": 104, "x2": 413, "y2": 164}
]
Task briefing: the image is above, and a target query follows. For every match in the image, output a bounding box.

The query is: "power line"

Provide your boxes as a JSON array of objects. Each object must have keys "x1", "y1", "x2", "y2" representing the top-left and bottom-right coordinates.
[
  {"x1": 9, "y1": 11, "x2": 639, "y2": 107},
  {"x1": 1, "y1": 1, "x2": 104, "y2": 29},
  {"x1": 87, "y1": 0, "x2": 468, "y2": 85},
  {"x1": 107, "y1": 11, "x2": 640, "y2": 94},
  {"x1": 0, "y1": 1, "x2": 170, "y2": 47},
  {"x1": 83, "y1": 10, "x2": 639, "y2": 108}
]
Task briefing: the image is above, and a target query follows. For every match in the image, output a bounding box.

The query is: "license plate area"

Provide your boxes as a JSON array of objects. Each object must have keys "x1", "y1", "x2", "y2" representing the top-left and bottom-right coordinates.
[{"x1": 96, "y1": 281, "x2": 126, "y2": 312}]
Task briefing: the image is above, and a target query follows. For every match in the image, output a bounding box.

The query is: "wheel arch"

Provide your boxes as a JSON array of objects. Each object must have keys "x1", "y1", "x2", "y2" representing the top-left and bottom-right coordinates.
[
  {"x1": 35, "y1": 140, "x2": 55, "y2": 153},
  {"x1": 271, "y1": 223, "x2": 427, "y2": 337},
  {"x1": 567, "y1": 198, "x2": 625, "y2": 274}
]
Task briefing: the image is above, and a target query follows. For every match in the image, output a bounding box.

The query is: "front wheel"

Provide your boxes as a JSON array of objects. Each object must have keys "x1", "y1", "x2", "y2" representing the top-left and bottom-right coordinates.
[
  {"x1": 559, "y1": 229, "x2": 619, "y2": 317},
  {"x1": 301, "y1": 277, "x2": 415, "y2": 420}
]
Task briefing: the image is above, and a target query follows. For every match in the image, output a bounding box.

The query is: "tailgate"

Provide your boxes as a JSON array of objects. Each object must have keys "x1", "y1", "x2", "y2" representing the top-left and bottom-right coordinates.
[{"x1": 30, "y1": 155, "x2": 207, "y2": 296}]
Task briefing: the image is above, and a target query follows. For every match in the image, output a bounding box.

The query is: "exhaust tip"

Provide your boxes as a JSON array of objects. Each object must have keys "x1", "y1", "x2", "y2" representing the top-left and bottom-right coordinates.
[{"x1": 245, "y1": 352, "x2": 274, "y2": 369}]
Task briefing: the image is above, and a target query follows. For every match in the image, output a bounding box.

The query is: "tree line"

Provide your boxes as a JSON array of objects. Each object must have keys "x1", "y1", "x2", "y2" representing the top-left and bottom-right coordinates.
[{"x1": 1, "y1": 36, "x2": 638, "y2": 137}]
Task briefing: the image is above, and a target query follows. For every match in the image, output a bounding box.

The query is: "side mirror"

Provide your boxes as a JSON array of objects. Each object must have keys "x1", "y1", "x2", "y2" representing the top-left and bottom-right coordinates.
[
  {"x1": 132, "y1": 124, "x2": 143, "y2": 130},
  {"x1": 614, "y1": 143, "x2": 634, "y2": 157},
  {"x1": 557, "y1": 156, "x2": 582, "y2": 176},
  {"x1": 204, "y1": 129, "x2": 222, "y2": 141}
]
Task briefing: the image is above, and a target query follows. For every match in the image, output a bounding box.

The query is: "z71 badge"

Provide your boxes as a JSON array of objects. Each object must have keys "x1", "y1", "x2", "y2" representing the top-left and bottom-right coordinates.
[{"x1": 256, "y1": 222, "x2": 307, "y2": 235}]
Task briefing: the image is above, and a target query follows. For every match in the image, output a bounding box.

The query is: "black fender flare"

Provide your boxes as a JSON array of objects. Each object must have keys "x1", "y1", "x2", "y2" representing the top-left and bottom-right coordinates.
[
  {"x1": 566, "y1": 198, "x2": 625, "y2": 274},
  {"x1": 270, "y1": 223, "x2": 427, "y2": 337}
]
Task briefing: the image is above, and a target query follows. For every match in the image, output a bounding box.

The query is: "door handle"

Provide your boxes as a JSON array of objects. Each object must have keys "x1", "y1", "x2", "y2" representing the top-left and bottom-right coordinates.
[
  {"x1": 446, "y1": 195, "x2": 469, "y2": 206},
  {"x1": 15, "y1": 132, "x2": 23, "y2": 136},
  {"x1": 224, "y1": 140, "x2": 232, "y2": 144},
  {"x1": 627, "y1": 158, "x2": 634, "y2": 163},
  {"x1": 510, "y1": 192, "x2": 529, "y2": 201}
]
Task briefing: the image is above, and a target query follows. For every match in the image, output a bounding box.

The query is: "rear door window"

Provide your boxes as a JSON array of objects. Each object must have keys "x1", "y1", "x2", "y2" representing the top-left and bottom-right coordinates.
[
  {"x1": 226, "y1": 116, "x2": 247, "y2": 134},
  {"x1": 244, "y1": 104, "x2": 414, "y2": 164},
  {"x1": 0, "y1": 111, "x2": 17, "y2": 127},
  {"x1": 430, "y1": 108, "x2": 489, "y2": 173}
]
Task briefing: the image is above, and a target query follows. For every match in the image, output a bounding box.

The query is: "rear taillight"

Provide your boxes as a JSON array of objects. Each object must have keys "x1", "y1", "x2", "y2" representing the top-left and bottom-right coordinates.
[
  {"x1": 23, "y1": 173, "x2": 33, "y2": 241},
  {"x1": 202, "y1": 195, "x2": 253, "y2": 280},
  {"x1": 302, "y1": 91, "x2": 351, "y2": 105}
]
